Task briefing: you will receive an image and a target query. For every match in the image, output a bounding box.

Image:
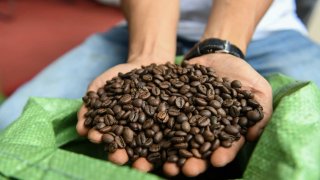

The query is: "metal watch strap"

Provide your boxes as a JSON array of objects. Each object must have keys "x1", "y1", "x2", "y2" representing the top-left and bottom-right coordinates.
[{"x1": 184, "y1": 38, "x2": 245, "y2": 60}]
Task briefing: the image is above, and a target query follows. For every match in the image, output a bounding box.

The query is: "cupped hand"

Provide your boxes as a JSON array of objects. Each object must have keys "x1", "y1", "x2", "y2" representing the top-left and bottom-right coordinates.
[{"x1": 173, "y1": 53, "x2": 273, "y2": 177}]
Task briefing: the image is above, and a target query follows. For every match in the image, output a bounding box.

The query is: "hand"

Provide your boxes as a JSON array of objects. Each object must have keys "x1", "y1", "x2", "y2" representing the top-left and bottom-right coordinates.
[{"x1": 166, "y1": 53, "x2": 272, "y2": 177}]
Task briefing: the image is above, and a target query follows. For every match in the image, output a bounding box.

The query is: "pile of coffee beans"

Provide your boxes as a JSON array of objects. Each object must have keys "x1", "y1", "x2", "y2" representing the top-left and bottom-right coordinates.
[{"x1": 82, "y1": 62, "x2": 263, "y2": 167}]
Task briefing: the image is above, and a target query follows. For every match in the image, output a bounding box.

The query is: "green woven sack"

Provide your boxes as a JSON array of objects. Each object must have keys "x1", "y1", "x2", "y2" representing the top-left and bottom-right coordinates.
[{"x1": 0, "y1": 74, "x2": 319, "y2": 179}]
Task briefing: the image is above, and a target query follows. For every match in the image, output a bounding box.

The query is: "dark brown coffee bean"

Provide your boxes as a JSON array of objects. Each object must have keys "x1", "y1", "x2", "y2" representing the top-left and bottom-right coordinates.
[
  {"x1": 119, "y1": 94, "x2": 132, "y2": 104},
  {"x1": 239, "y1": 117, "x2": 248, "y2": 127},
  {"x1": 194, "y1": 134, "x2": 205, "y2": 145},
  {"x1": 99, "y1": 125, "x2": 112, "y2": 133},
  {"x1": 159, "y1": 81, "x2": 170, "y2": 89},
  {"x1": 151, "y1": 86, "x2": 161, "y2": 96},
  {"x1": 179, "y1": 84, "x2": 190, "y2": 94},
  {"x1": 210, "y1": 100, "x2": 221, "y2": 109},
  {"x1": 190, "y1": 140, "x2": 200, "y2": 148},
  {"x1": 138, "y1": 111, "x2": 146, "y2": 123},
  {"x1": 143, "y1": 138, "x2": 153, "y2": 148},
  {"x1": 160, "y1": 93, "x2": 170, "y2": 101},
  {"x1": 221, "y1": 140, "x2": 233, "y2": 148},
  {"x1": 128, "y1": 111, "x2": 139, "y2": 122},
  {"x1": 195, "y1": 98, "x2": 207, "y2": 106},
  {"x1": 126, "y1": 146, "x2": 134, "y2": 157},
  {"x1": 181, "y1": 121, "x2": 191, "y2": 132},
  {"x1": 179, "y1": 149, "x2": 193, "y2": 158},
  {"x1": 107, "y1": 141, "x2": 118, "y2": 153},
  {"x1": 145, "y1": 129, "x2": 155, "y2": 137},
  {"x1": 171, "y1": 136, "x2": 185, "y2": 144},
  {"x1": 114, "y1": 125, "x2": 124, "y2": 135},
  {"x1": 217, "y1": 108, "x2": 227, "y2": 117},
  {"x1": 154, "y1": 131, "x2": 163, "y2": 143},
  {"x1": 247, "y1": 99, "x2": 260, "y2": 108},
  {"x1": 198, "y1": 116, "x2": 210, "y2": 127},
  {"x1": 229, "y1": 105, "x2": 240, "y2": 117},
  {"x1": 102, "y1": 133, "x2": 114, "y2": 144},
  {"x1": 175, "y1": 131, "x2": 187, "y2": 136},
  {"x1": 222, "y1": 99, "x2": 234, "y2": 107},
  {"x1": 148, "y1": 96, "x2": 160, "y2": 106},
  {"x1": 144, "y1": 105, "x2": 156, "y2": 116},
  {"x1": 231, "y1": 80, "x2": 242, "y2": 88},
  {"x1": 197, "y1": 85, "x2": 207, "y2": 94},
  {"x1": 112, "y1": 105, "x2": 122, "y2": 114},
  {"x1": 224, "y1": 125, "x2": 239, "y2": 135},
  {"x1": 143, "y1": 119, "x2": 154, "y2": 129},
  {"x1": 132, "y1": 98, "x2": 143, "y2": 107},
  {"x1": 247, "y1": 110, "x2": 263, "y2": 122},
  {"x1": 203, "y1": 150, "x2": 212, "y2": 158},
  {"x1": 190, "y1": 127, "x2": 200, "y2": 135},
  {"x1": 167, "y1": 155, "x2": 179, "y2": 162},
  {"x1": 200, "y1": 142, "x2": 211, "y2": 153},
  {"x1": 139, "y1": 90, "x2": 151, "y2": 100},
  {"x1": 199, "y1": 109, "x2": 212, "y2": 117},
  {"x1": 203, "y1": 130, "x2": 215, "y2": 141},
  {"x1": 168, "y1": 107, "x2": 180, "y2": 116},
  {"x1": 149, "y1": 144, "x2": 161, "y2": 153},
  {"x1": 177, "y1": 113, "x2": 188, "y2": 123},
  {"x1": 174, "y1": 143, "x2": 188, "y2": 149},
  {"x1": 175, "y1": 97, "x2": 185, "y2": 109},
  {"x1": 123, "y1": 127, "x2": 134, "y2": 143},
  {"x1": 158, "y1": 102, "x2": 168, "y2": 112},
  {"x1": 114, "y1": 136, "x2": 125, "y2": 148},
  {"x1": 191, "y1": 81, "x2": 201, "y2": 87},
  {"x1": 147, "y1": 152, "x2": 161, "y2": 163},
  {"x1": 191, "y1": 149, "x2": 202, "y2": 158},
  {"x1": 156, "y1": 111, "x2": 169, "y2": 123},
  {"x1": 177, "y1": 158, "x2": 186, "y2": 166}
]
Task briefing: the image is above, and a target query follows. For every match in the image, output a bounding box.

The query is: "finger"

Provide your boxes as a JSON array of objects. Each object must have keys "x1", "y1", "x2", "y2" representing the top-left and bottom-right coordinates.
[
  {"x1": 211, "y1": 136, "x2": 245, "y2": 167},
  {"x1": 163, "y1": 162, "x2": 180, "y2": 177},
  {"x1": 246, "y1": 90, "x2": 273, "y2": 141},
  {"x1": 108, "y1": 149, "x2": 129, "y2": 165},
  {"x1": 76, "y1": 105, "x2": 90, "y2": 136},
  {"x1": 132, "y1": 157, "x2": 153, "y2": 172},
  {"x1": 182, "y1": 157, "x2": 207, "y2": 177},
  {"x1": 87, "y1": 128, "x2": 103, "y2": 143}
]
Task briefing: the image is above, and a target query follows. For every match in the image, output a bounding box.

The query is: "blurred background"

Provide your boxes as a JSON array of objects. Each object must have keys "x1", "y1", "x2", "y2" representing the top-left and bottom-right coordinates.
[{"x1": 0, "y1": 0, "x2": 319, "y2": 99}]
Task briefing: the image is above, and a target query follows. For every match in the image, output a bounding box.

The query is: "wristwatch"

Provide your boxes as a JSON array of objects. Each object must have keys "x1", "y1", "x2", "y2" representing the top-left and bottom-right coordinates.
[{"x1": 184, "y1": 38, "x2": 245, "y2": 60}]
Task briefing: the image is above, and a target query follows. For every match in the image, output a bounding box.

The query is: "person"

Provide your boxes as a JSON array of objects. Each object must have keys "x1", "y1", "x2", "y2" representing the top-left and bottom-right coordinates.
[{"x1": 0, "y1": 0, "x2": 319, "y2": 177}]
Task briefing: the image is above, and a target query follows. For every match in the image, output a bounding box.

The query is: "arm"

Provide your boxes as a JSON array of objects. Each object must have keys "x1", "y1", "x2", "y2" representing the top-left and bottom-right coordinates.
[
  {"x1": 121, "y1": 0, "x2": 180, "y2": 65},
  {"x1": 203, "y1": 0, "x2": 273, "y2": 53}
]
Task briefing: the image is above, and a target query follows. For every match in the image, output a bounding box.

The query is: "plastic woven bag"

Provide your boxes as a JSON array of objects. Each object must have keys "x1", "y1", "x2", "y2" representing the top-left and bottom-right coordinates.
[{"x1": 0, "y1": 74, "x2": 319, "y2": 179}]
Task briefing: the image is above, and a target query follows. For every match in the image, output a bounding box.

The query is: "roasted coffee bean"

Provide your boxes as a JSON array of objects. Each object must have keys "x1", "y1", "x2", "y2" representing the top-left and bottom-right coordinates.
[
  {"x1": 151, "y1": 86, "x2": 161, "y2": 96},
  {"x1": 191, "y1": 148, "x2": 202, "y2": 158},
  {"x1": 149, "y1": 144, "x2": 161, "y2": 152},
  {"x1": 144, "y1": 105, "x2": 156, "y2": 116},
  {"x1": 177, "y1": 113, "x2": 188, "y2": 123},
  {"x1": 143, "y1": 119, "x2": 154, "y2": 129},
  {"x1": 195, "y1": 98, "x2": 207, "y2": 106},
  {"x1": 229, "y1": 106, "x2": 240, "y2": 117},
  {"x1": 247, "y1": 110, "x2": 263, "y2": 122},
  {"x1": 231, "y1": 80, "x2": 242, "y2": 88},
  {"x1": 132, "y1": 99, "x2": 143, "y2": 107},
  {"x1": 221, "y1": 140, "x2": 233, "y2": 148},
  {"x1": 147, "y1": 152, "x2": 161, "y2": 163},
  {"x1": 175, "y1": 97, "x2": 185, "y2": 109},
  {"x1": 126, "y1": 146, "x2": 134, "y2": 157},
  {"x1": 107, "y1": 141, "x2": 118, "y2": 153},
  {"x1": 154, "y1": 131, "x2": 163, "y2": 143},
  {"x1": 198, "y1": 117, "x2": 210, "y2": 127},
  {"x1": 145, "y1": 129, "x2": 155, "y2": 137},
  {"x1": 179, "y1": 149, "x2": 193, "y2": 158},
  {"x1": 177, "y1": 158, "x2": 186, "y2": 166},
  {"x1": 174, "y1": 143, "x2": 188, "y2": 149},
  {"x1": 171, "y1": 136, "x2": 185, "y2": 144},
  {"x1": 114, "y1": 125, "x2": 124, "y2": 135},
  {"x1": 191, "y1": 81, "x2": 201, "y2": 87},
  {"x1": 167, "y1": 155, "x2": 179, "y2": 162},
  {"x1": 123, "y1": 127, "x2": 134, "y2": 143},
  {"x1": 181, "y1": 121, "x2": 191, "y2": 132},
  {"x1": 102, "y1": 133, "x2": 114, "y2": 144},
  {"x1": 168, "y1": 107, "x2": 180, "y2": 116},
  {"x1": 200, "y1": 142, "x2": 211, "y2": 153},
  {"x1": 144, "y1": 138, "x2": 153, "y2": 147},
  {"x1": 239, "y1": 117, "x2": 248, "y2": 127},
  {"x1": 119, "y1": 94, "x2": 132, "y2": 104},
  {"x1": 175, "y1": 131, "x2": 187, "y2": 136},
  {"x1": 202, "y1": 150, "x2": 212, "y2": 158},
  {"x1": 179, "y1": 85, "x2": 190, "y2": 94},
  {"x1": 156, "y1": 111, "x2": 169, "y2": 123},
  {"x1": 247, "y1": 99, "x2": 260, "y2": 108},
  {"x1": 115, "y1": 136, "x2": 126, "y2": 148},
  {"x1": 199, "y1": 110, "x2": 212, "y2": 117},
  {"x1": 224, "y1": 125, "x2": 239, "y2": 135}
]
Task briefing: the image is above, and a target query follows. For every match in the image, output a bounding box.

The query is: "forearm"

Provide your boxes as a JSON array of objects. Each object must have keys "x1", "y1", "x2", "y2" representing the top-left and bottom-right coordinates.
[
  {"x1": 202, "y1": 0, "x2": 273, "y2": 53},
  {"x1": 121, "y1": 0, "x2": 179, "y2": 64}
]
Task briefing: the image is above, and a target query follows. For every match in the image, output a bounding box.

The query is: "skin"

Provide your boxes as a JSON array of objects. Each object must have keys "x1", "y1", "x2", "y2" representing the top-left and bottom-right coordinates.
[{"x1": 77, "y1": 0, "x2": 273, "y2": 177}]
